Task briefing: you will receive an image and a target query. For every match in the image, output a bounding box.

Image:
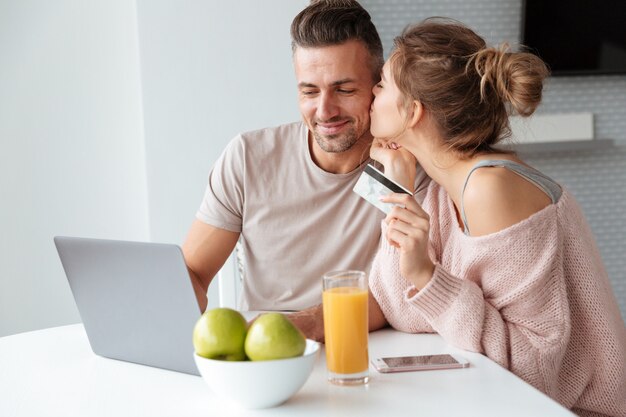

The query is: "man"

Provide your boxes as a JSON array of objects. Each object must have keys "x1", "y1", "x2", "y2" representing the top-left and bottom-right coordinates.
[{"x1": 183, "y1": 0, "x2": 426, "y2": 340}]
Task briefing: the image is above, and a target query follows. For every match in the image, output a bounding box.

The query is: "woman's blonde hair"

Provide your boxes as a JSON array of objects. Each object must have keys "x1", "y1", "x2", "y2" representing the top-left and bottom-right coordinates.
[{"x1": 390, "y1": 18, "x2": 549, "y2": 156}]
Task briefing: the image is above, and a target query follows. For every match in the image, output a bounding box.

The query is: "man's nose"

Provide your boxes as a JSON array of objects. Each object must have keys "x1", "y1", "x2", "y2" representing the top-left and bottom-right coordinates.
[{"x1": 316, "y1": 93, "x2": 339, "y2": 121}]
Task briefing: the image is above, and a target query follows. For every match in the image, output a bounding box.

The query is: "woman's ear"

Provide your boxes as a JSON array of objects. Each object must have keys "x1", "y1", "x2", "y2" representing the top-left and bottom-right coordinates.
[{"x1": 406, "y1": 100, "x2": 423, "y2": 128}]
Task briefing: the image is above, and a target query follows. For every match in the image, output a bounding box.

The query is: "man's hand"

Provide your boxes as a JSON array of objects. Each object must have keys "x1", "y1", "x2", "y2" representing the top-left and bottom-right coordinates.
[
  {"x1": 285, "y1": 293, "x2": 389, "y2": 344},
  {"x1": 286, "y1": 304, "x2": 325, "y2": 343}
]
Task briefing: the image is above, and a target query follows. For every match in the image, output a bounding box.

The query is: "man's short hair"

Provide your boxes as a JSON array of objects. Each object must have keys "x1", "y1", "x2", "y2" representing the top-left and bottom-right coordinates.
[{"x1": 290, "y1": 0, "x2": 384, "y2": 81}]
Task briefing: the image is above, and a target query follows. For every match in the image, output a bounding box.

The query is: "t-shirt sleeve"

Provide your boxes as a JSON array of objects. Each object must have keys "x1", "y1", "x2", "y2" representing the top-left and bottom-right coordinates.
[{"x1": 196, "y1": 134, "x2": 245, "y2": 232}]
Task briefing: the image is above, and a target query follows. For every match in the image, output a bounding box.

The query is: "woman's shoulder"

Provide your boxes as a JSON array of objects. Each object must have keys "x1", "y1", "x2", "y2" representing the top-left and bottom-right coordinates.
[{"x1": 462, "y1": 165, "x2": 554, "y2": 237}]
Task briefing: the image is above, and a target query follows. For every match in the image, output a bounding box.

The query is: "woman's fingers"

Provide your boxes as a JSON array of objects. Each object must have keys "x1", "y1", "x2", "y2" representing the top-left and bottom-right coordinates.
[
  {"x1": 386, "y1": 224, "x2": 428, "y2": 251},
  {"x1": 382, "y1": 193, "x2": 429, "y2": 250},
  {"x1": 381, "y1": 193, "x2": 429, "y2": 222},
  {"x1": 387, "y1": 216, "x2": 429, "y2": 236},
  {"x1": 370, "y1": 139, "x2": 402, "y2": 166}
]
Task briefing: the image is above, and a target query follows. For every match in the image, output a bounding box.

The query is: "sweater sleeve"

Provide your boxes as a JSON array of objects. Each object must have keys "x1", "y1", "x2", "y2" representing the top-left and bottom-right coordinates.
[
  {"x1": 405, "y1": 210, "x2": 570, "y2": 397},
  {"x1": 372, "y1": 206, "x2": 571, "y2": 395},
  {"x1": 369, "y1": 222, "x2": 435, "y2": 334}
]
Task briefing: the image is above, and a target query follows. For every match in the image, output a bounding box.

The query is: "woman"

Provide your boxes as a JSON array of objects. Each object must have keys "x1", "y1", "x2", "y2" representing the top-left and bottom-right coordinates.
[{"x1": 367, "y1": 18, "x2": 626, "y2": 417}]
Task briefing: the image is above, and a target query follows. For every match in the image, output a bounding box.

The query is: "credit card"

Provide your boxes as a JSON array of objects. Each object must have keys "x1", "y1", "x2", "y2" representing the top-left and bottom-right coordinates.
[{"x1": 353, "y1": 164, "x2": 412, "y2": 214}]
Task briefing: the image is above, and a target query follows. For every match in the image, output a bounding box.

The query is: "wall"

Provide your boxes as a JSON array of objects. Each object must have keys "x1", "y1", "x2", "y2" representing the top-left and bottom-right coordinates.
[
  {"x1": 135, "y1": 0, "x2": 307, "y2": 307},
  {"x1": 7, "y1": 0, "x2": 619, "y2": 337},
  {"x1": 0, "y1": 0, "x2": 308, "y2": 336},
  {"x1": 361, "y1": 0, "x2": 626, "y2": 319},
  {"x1": 0, "y1": 0, "x2": 150, "y2": 336}
]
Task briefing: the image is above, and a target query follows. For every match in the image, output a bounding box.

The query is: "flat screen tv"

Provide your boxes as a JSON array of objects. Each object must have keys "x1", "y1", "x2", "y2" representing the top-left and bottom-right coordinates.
[{"x1": 522, "y1": 0, "x2": 626, "y2": 76}]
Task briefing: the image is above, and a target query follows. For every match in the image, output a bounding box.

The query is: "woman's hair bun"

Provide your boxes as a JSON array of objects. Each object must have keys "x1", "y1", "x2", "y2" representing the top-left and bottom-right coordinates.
[{"x1": 469, "y1": 45, "x2": 550, "y2": 117}]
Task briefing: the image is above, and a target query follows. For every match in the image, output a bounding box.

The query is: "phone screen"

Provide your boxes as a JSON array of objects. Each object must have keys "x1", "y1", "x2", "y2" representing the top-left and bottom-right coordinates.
[{"x1": 382, "y1": 354, "x2": 459, "y2": 368}]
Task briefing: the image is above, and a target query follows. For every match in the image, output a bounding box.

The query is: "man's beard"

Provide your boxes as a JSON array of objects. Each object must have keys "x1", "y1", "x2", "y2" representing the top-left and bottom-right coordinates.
[{"x1": 313, "y1": 123, "x2": 360, "y2": 153}]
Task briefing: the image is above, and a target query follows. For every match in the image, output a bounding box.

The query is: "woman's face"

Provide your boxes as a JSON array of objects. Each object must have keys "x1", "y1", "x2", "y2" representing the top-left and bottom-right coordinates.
[{"x1": 369, "y1": 60, "x2": 408, "y2": 140}]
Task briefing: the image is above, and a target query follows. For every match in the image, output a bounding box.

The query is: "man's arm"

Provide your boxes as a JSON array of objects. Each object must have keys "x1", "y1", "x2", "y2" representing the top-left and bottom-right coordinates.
[
  {"x1": 288, "y1": 292, "x2": 388, "y2": 343},
  {"x1": 182, "y1": 220, "x2": 240, "y2": 313},
  {"x1": 368, "y1": 292, "x2": 389, "y2": 332}
]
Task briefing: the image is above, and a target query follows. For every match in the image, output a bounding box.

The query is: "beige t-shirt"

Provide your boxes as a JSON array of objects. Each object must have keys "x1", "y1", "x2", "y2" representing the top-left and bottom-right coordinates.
[{"x1": 197, "y1": 121, "x2": 427, "y2": 310}]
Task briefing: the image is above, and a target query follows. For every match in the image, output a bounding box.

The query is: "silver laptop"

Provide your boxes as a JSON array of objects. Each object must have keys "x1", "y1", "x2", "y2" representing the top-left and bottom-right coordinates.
[{"x1": 54, "y1": 236, "x2": 202, "y2": 376}]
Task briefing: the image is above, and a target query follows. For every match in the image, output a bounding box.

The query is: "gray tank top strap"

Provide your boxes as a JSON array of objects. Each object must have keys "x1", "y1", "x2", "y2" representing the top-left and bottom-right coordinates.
[{"x1": 460, "y1": 159, "x2": 562, "y2": 235}]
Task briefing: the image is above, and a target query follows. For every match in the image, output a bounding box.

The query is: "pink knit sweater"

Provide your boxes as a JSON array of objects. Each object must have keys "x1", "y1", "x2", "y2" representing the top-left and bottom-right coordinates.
[{"x1": 370, "y1": 181, "x2": 626, "y2": 417}]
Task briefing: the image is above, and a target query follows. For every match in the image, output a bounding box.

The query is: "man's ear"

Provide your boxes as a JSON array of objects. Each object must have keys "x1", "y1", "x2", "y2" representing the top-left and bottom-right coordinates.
[{"x1": 406, "y1": 100, "x2": 424, "y2": 128}]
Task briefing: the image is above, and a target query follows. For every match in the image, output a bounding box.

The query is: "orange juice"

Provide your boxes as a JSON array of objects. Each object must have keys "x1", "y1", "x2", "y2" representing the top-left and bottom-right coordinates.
[{"x1": 322, "y1": 286, "x2": 369, "y2": 374}]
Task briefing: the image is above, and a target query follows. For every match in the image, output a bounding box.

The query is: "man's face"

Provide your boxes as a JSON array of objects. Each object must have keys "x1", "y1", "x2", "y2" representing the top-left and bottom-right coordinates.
[{"x1": 294, "y1": 40, "x2": 376, "y2": 153}]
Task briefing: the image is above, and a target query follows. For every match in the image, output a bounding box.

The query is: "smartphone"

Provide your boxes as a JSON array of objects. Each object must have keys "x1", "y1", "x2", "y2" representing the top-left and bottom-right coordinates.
[
  {"x1": 353, "y1": 164, "x2": 412, "y2": 214},
  {"x1": 372, "y1": 354, "x2": 470, "y2": 373}
]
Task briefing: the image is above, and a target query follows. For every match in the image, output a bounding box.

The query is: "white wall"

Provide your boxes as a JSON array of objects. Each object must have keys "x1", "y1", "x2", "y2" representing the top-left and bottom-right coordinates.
[
  {"x1": 0, "y1": 0, "x2": 308, "y2": 336},
  {"x1": 0, "y1": 0, "x2": 149, "y2": 336},
  {"x1": 136, "y1": 0, "x2": 305, "y2": 242},
  {"x1": 135, "y1": 0, "x2": 306, "y2": 307}
]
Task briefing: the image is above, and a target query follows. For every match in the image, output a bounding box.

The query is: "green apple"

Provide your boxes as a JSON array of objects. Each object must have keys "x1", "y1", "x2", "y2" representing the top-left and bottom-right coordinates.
[
  {"x1": 244, "y1": 313, "x2": 306, "y2": 361},
  {"x1": 193, "y1": 308, "x2": 247, "y2": 361}
]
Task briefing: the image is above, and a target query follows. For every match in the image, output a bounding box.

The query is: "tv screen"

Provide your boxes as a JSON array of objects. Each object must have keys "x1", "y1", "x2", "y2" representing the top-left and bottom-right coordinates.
[{"x1": 522, "y1": 0, "x2": 626, "y2": 76}]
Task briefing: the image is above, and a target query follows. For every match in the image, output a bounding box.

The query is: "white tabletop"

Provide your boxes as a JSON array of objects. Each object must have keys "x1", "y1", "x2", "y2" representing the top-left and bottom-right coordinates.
[{"x1": 0, "y1": 324, "x2": 574, "y2": 417}]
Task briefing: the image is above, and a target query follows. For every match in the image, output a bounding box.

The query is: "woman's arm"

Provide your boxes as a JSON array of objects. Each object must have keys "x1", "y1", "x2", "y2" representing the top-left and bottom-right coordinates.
[
  {"x1": 375, "y1": 190, "x2": 570, "y2": 395},
  {"x1": 408, "y1": 259, "x2": 570, "y2": 397}
]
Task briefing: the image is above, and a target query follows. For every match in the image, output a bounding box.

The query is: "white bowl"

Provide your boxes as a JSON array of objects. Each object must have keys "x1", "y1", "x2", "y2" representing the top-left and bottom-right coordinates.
[{"x1": 194, "y1": 339, "x2": 320, "y2": 409}]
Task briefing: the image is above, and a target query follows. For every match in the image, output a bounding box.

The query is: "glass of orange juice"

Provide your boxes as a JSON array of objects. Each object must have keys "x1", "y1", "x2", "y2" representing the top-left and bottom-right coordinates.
[{"x1": 322, "y1": 270, "x2": 369, "y2": 385}]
